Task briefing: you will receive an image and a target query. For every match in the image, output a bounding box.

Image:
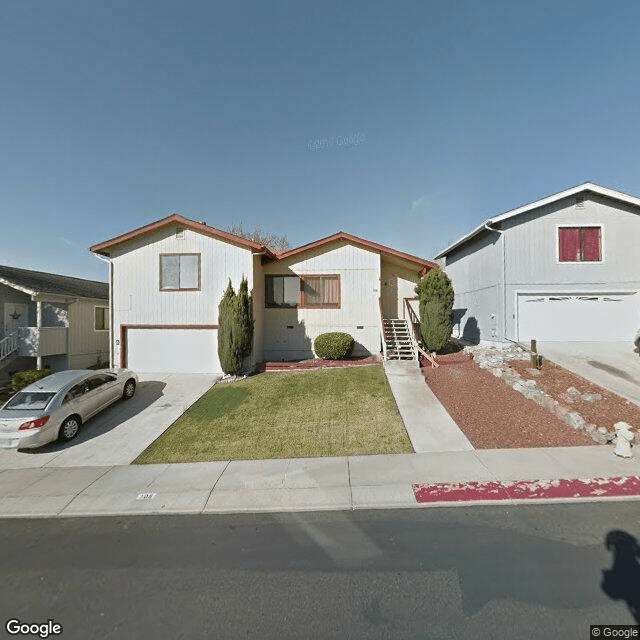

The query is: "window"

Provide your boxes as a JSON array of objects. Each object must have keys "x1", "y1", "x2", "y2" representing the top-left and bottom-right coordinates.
[
  {"x1": 95, "y1": 307, "x2": 109, "y2": 331},
  {"x1": 265, "y1": 275, "x2": 300, "y2": 307},
  {"x1": 160, "y1": 254, "x2": 200, "y2": 290},
  {"x1": 63, "y1": 383, "x2": 88, "y2": 404},
  {"x1": 265, "y1": 274, "x2": 341, "y2": 308},
  {"x1": 301, "y1": 275, "x2": 340, "y2": 308},
  {"x1": 558, "y1": 227, "x2": 601, "y2": 262}
]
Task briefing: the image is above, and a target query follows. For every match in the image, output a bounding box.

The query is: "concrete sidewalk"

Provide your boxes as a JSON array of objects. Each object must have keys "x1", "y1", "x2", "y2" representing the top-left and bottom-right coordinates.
[{"x1": 1, "y1": 445, "x2": 640, "y2": 518}]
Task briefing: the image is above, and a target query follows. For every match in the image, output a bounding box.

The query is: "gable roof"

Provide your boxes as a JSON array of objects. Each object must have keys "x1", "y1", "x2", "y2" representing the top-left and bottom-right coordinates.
[
  {"x1": 90, "y1": 214, "x2": 277, "y2": 258},
  {"x1": 434, "y1": 182, "x2": 640, "y2": 260},
  {"x1": 275, "y1": 231, "x2": 438, "y2": 272},
  {"x1": 0, "y1": 265, "x2": 108, "y2": 300}
]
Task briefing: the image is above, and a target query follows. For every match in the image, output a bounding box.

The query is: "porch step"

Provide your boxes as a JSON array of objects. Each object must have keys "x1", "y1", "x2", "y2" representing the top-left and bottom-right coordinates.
[{"x1": 382, "y1": 318, "x2": 418, "y2": 361}]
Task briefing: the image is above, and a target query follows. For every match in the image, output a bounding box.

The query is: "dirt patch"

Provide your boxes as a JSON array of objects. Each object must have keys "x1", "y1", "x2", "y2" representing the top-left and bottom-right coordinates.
[
  {"x1": 422, "y1": 353, "x2": 597, "y2": 449},
  {"x1": 509, "y1": 359, "x2": 640, "y2": 433}
]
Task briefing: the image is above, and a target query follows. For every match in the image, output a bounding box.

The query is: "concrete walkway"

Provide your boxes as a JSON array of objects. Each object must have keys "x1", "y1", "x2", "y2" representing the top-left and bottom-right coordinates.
[
  {"x1": 383, "y1": 360, "x2": 473, "y2": 452},
  {"x1": 1, "y1": 446, "x2": 640, "y2": 517}
]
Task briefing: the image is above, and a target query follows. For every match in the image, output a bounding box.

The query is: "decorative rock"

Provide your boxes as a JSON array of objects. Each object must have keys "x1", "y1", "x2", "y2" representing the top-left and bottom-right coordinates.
[
  {"x1": 614, "y1": 421, "x2": 635, "y2": 458},
  {"x1": 565, "y1": 411, "x2": 587, "y2": 430},
  {"x1": 565, "y1": 387, "x2": 581, "y2": 397},
  {"x1": 524, "y1": 379, "x2": 537, "y2": 388},
  {"x1": 597, "y1": 426, "x2": 608, "y2": 434},
  {"x1": 581, "y1": 392, "x2": 602, "y2": 403},
  {"x1": 525, "y1": 368, "x2": 542, "y2": 376}
]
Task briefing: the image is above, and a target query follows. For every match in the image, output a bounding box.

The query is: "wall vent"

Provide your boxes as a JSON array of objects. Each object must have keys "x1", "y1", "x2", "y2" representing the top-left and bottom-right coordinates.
[
  {"x1": 176, "y1": 227, "x2": 185, "y2": 239},
  {"x1": 575, "y1": 196, "x2": 585, "y2": 208}
]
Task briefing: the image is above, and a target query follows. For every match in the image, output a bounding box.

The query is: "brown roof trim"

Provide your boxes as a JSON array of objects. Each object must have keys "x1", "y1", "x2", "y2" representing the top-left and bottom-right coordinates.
[
  {"x1": 275, "y1": 232, "x2": 438, "y2": 271},
  {"x1": 90, "y1": 214, "x2": 276, "y2": 257}
]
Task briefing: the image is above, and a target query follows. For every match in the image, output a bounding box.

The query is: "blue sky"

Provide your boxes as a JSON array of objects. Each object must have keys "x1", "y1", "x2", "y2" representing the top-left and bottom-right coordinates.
[{"x1": 2, "y1": 0, "x2": 640, "y2": 281}]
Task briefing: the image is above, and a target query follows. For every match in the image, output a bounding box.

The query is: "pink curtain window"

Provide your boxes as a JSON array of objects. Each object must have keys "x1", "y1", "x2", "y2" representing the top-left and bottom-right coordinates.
[
  {"x1": 581, "y1": 227, "x2": 601, "y2": 261},
  {"x1": 559, "y1": 228, "x2": 581, "y2": 262}
]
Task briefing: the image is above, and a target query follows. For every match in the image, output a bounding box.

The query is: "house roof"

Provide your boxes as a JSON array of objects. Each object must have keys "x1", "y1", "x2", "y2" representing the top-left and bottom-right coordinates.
[
  {"x1": 0, "y1": 265, "x2": 108, "y2": 300},
  {"x1": 275, "y1": 231, "x2": 438, "y2": 272},
  {"x1": 90, "y1": 214, "x2": 277, "y2": 258},
  {"x1": 433, "y1": 182, "x2": 640, "y2": 260}
]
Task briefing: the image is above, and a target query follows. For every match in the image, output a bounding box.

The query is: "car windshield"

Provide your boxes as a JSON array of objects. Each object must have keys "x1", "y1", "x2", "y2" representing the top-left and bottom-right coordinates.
[{"x1": 3, "y1": 392, "x2": 56, "y2": 411}]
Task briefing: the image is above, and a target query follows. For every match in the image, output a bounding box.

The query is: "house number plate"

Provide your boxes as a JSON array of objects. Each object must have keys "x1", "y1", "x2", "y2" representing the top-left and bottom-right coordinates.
[{"x1": 136, "y1": 492, "x2": 156, "y2": 500}]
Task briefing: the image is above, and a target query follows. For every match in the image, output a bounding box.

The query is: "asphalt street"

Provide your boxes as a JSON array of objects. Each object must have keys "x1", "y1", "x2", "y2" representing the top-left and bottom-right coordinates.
[{"x1": 0, "y1": 502, "x2": 638, "y2": 639}]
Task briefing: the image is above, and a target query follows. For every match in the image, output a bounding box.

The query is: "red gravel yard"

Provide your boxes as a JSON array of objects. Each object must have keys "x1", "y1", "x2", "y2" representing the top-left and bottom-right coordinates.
[{"x1": 422, "y1": 353, "x2": 597, "y2": 449}]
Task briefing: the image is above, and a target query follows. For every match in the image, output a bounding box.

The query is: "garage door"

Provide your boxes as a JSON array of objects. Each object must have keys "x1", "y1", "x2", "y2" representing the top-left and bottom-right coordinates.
[
  {"x1": 126, "y1": 328, "x2": 221, "y2": 373},
  {"x1": 517, "y1": 293, "x2": 640, "y2": 342}
]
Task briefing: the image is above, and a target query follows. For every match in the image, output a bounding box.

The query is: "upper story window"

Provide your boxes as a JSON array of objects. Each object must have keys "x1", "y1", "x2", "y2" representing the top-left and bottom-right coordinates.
[
  {"x1": 160, "y1": 254, "x2": 200, "y2": 290},
  {"x1": 558, "y1": 226, "x2": 601, "y2": 262},
  {"x1": 265, "y1": 274, "x2": 341, "y2": 308},
  {"x1": 94, "y1": 307, "x2": 109, "y2": 331}
]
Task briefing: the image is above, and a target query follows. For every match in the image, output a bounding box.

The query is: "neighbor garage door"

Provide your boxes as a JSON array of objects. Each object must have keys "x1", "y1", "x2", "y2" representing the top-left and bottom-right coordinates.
[
  {"x1": 517, "y1": 293, "x2": 640, "y2": 342},
  {"x1": 125, "y1": 328, "x2": 221, "y2": 374}
]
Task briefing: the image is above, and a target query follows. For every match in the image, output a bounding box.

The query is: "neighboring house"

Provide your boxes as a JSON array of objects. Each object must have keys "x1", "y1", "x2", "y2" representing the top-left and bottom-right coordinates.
[
  {"x1": 0, "y1": 265, "x2": 109, "y2": 380},
  {"x1": 434, "y1": 182, "x2": 640, "y2": 345},
  {"x1": 90, "y1": 215, "x2": 437, "y2": 373}
]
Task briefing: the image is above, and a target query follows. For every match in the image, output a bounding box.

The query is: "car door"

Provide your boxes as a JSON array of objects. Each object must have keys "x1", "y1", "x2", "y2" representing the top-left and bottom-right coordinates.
[
  {"x1": 82, "y1": 374, "x2": 117, "y2": 418},
  {"x1": 61, "y1": 382, "x2": 91, "y2": 422},
  {"x1": 91, "y1": 373, "x2": 121, "y2": 412}
]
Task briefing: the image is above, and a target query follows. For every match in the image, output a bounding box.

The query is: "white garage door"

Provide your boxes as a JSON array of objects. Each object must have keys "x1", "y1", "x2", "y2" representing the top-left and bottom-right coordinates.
[
  {"x1": 126, "y1": 328, "x2": 221, "y2": 373},
  {"x1": 518, "y1": 293, "x2": 640, "y2": 342}
]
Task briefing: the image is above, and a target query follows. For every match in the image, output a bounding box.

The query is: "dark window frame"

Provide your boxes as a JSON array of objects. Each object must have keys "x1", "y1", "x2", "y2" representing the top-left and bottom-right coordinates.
[
  {"x1": 94, "y1": 306, "x2": 109, "y2": 331},
  {"x1": 159, "y1": 253, "x2": 201, "y2": 291},
  {"x1": 265, "y1": 274, "x2": 341, "y2": 309}
]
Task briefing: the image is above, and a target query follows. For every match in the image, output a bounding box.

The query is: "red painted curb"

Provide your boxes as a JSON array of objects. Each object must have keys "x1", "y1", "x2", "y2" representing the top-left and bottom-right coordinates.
[{"x1": 413, "y1": 476, "x2": 640, "y2": 503}]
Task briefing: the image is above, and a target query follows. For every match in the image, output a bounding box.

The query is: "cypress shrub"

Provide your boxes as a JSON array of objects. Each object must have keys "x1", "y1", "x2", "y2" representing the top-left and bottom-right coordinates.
[
  {"x1": 217, "y1": 280, "x2": 241, "y2": 375},
  {"x1": 415, "y1": 269, "x2": 454, "y2": 353},
  {"x1": 314, "y1": 332, "x2": 354, "y2": 360},
  {"x1": 235, "y1": 277, "x2": 254, "y2": 365}
]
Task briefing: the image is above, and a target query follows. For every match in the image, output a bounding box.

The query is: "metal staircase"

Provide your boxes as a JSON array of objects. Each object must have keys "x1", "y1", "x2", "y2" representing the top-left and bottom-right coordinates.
[{"x1": 382, "y1": 318, "x2": 418, "y2": 361}]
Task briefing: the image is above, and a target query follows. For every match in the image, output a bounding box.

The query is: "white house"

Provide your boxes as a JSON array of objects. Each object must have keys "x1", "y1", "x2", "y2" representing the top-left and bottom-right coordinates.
[
  {"x1": 434, "y1": 183, "x2": 640, "y2": 345},
  {"x1": 90, "y1": 215, "x2": 437, "y2": 373},
  {"x1": 0, "y1": 265, "x2": 110, "y2": 380}
]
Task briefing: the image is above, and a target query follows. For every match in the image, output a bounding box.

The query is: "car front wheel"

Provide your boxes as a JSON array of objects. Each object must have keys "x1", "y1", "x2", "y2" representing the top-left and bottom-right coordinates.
[
  {"x1": 122, "y1": 379, "x2": 136, "y2": 400},
  {"x1": 58, "y1": 416, "x2": 80, "y2": 442}
]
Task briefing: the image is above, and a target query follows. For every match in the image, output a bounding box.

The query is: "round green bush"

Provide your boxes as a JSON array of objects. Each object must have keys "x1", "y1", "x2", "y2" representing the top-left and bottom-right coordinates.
[{"x1": 313, "y1": 332, "x2": 354, "y2": 360}]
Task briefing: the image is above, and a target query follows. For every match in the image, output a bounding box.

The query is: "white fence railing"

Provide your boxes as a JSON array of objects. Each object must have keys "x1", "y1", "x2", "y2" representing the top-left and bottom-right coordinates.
[{"x1": 0, "y1": 331, "x2": 19, "y2": 362}]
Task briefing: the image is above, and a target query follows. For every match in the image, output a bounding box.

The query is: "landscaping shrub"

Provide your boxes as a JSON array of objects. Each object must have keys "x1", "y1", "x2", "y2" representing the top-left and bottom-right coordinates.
[
  {"x1": 10, "y1": 369, "x2": 52, "y2": 393},
  {"x1": 217, "y1": 277, "x2": 254, "y2": 375},
  {"x1": 218, "y1": 281, "x2": 241, "y2": 375},
  {"x1": 314, "y1": 332, "x2": 354, "y2": 360},
  {"x1": 415, "y1": 269, "x2": 454, "y2": 353},
  {"x1": 236, "y1": 277, "x2": 254, "y2": 362}
]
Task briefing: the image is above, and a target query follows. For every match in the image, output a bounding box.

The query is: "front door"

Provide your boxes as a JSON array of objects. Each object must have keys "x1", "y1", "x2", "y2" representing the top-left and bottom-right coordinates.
[
  {"x1": 381, "y1": 276, "x2": 398, "y2": 319},
  {"x1": 3, "y1": 303, "x2": 29, "y2": 336}
]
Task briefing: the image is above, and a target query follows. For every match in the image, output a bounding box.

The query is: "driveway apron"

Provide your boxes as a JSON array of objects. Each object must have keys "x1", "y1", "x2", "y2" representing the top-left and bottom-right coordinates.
[
  {"x1": 0, "y1": 373, "x2": 218, "y2": 469},
  {"x1": 536, "y1": 342, "x2": 640, "y2": 406}
]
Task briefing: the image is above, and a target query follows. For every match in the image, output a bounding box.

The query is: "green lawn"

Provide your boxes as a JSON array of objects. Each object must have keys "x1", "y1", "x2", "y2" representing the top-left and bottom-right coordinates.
[{"x1": 135, "y1": 364, "x2": 412, "y2": 463}]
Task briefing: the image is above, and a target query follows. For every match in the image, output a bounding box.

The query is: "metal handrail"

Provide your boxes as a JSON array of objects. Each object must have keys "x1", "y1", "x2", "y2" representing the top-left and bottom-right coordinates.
[
  {"x1": 404, "y1": 298, "x2": 439, "y2": 368},
  {"x1": 0, "y1": 331, "x2": 19, "y2": 362},
  {"x1": 378, "y1": 298, "x2": 387, "y2": 360}
]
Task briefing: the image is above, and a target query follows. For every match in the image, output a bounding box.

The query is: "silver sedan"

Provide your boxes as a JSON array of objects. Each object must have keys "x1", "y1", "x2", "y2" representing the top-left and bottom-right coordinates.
[{"x1": 0, "y1": 369, "x2": 138, "y2": 449}]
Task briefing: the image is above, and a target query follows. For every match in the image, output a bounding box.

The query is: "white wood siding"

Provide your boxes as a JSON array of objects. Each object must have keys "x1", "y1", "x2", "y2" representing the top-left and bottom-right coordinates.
[
  {"x1": 110, "y1": 225, "x2": 254, "y2": 367},
  {"x1": 263, "y1": 243, "x2": 381, "y2": 360},
  {"x1": 68, "y1": 298, "x2": 109, "y2": 368}
]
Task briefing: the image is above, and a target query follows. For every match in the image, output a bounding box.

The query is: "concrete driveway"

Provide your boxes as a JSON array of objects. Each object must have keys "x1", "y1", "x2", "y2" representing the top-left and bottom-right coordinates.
[
  {"x1": 0, "y1": 373, "x2": 219, "y2": 469},
  {"x1": 537, "y1": 341, "x2": 640, "y2": 406}
]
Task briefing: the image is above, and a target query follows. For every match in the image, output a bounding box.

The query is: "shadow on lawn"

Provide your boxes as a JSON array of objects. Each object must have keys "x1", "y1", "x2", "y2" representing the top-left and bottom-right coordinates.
[{"x1": 198, "y1": 384, "x2": 250, "y2": 419}]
